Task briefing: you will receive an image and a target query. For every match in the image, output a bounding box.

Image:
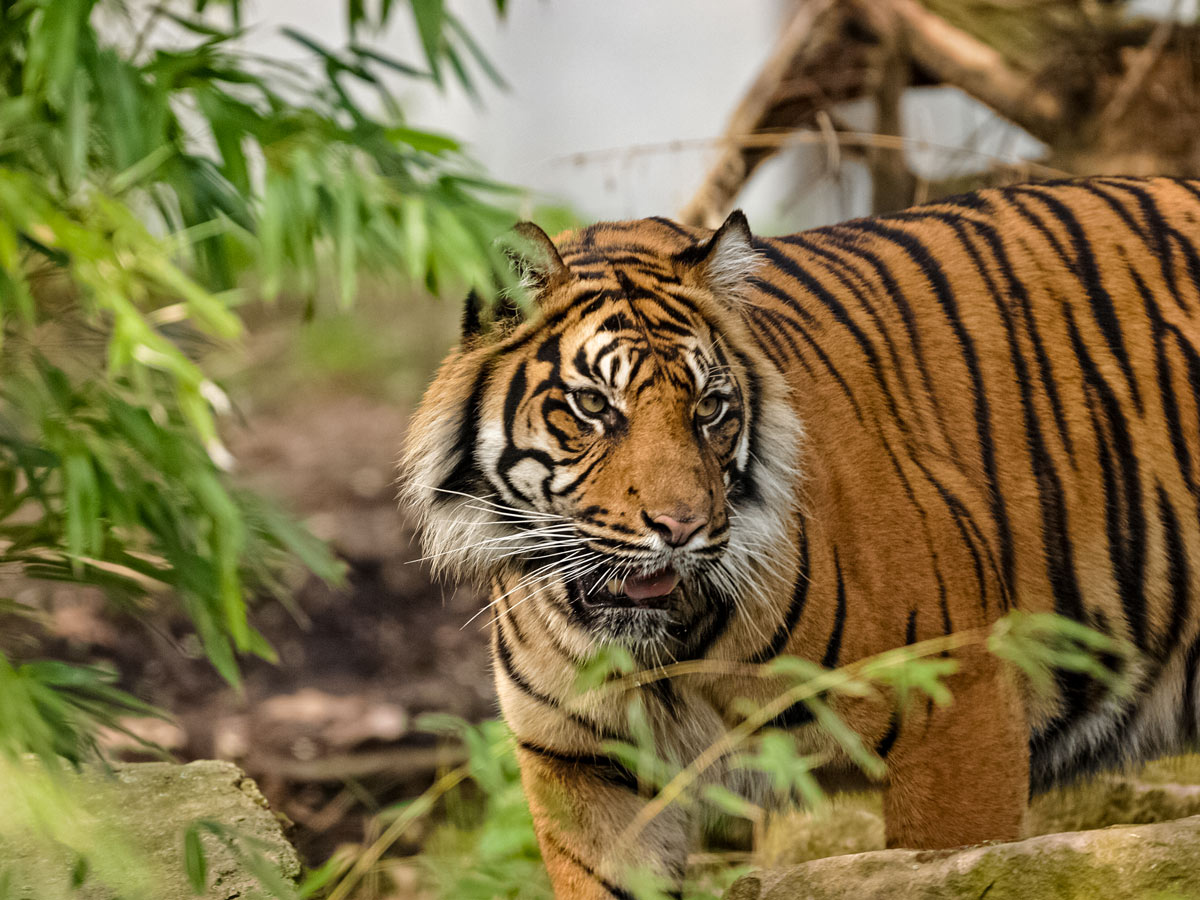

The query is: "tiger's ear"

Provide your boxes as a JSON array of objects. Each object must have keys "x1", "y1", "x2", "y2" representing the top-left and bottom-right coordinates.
[
  {"x1": 461, "y1": 288, "x2": 525, "y2": 344},
  {"x1": 675, "y1": 209, "x2": 760, "y2": 299},
  {"x1": 504, "y1": 221, "x2": 570, "y2": 295}
]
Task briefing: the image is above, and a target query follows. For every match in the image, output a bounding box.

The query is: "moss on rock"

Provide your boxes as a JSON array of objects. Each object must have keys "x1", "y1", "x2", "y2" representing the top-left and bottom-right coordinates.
[
  {"x1": 734, "y1": 755, "x2": 1200, "y2": 899},
  {"x1": 728, "y1": 815, "x2": 1200, "y2": 899},
  {"x1": 0, "y1": 759, "x2": 300, "y2": 900}
]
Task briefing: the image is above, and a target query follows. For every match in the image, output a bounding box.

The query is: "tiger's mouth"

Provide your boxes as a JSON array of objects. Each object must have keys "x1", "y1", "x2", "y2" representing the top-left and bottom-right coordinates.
[{"x1": 570, "y1": 566, "x2": 681, "y2": 610}]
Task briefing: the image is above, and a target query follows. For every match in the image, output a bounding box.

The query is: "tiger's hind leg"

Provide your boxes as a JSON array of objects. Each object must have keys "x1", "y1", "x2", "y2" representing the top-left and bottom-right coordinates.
[{"x1": 882, "y1": 649, "x2": 1029, "y2": 848}]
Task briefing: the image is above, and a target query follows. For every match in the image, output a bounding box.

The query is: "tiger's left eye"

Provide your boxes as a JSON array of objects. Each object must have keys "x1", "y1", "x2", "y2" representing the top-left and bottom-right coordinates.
[
  {"x1": 576, "y1": 389, "x2": 609, "y2": 416},
  {"x1": 695, "y1": 395, "x2": 723, "y2": 422}
]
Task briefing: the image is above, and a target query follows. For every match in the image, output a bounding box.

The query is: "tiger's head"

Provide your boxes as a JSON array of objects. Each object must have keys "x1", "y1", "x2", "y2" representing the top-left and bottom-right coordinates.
[{"x1": 402, "y1": 212, "x2": 802, "y2": 656}]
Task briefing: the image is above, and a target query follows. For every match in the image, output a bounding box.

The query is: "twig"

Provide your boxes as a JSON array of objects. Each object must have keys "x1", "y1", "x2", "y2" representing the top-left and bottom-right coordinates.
[
  {"x1": 325, "y1": 761, "x2": 471, "y2": 900},
  {"x1": 678, "y1": 0, "x2": 849, "y2": 227},
  {"x1": 1099, "y1": 1, "x2": 1181, "y2": 127},
  {"x1": 551, "y1": 130, "x2": 1066, "y2": 179},
  {"x1": 613, "y1": 628, "x2": 988, "y2": 850},
  {"x1": 131, "y1": 2, "x2": 169, "y2": 61},
  {"x1": 248, "y1": 744, "x2": 468, "y2": 782}
]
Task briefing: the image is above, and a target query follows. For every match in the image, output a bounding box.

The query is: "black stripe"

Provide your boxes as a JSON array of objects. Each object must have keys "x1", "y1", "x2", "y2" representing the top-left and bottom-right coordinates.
[
  {"x1": 648, "y1": 215, "x2": 696, "y2": 238},
  {"x1": 1127, "y1": 258, "x2": 1197, "y2": 495},
  {"x1": 957, "y1": 213, "x2": 1076, "y2": 465},
  {"x1": 747, "y1": 305, "x2": 867, "y2": 425},
  {"x1": 497, "y1": 361, "x2": 559, "y2": 499},
  {"x1": 1097, "y1": 178, "x2": 1200, "y2": 315},
  {"x1": 1065, "y1": 307, "x2": 1148, "y2": 651},
  {"x1": 540, "y1": 830, "x2": 637, "y2": 900},
  {"x1": 502, "y1": 595, "x2": 527, "y2": 644},
  {"x1": 439, "y1": 359, "x2": 492, "y2": 496},
  {"x1": 677, "y1": 593, "x2": 734, "y2": 661},
  {"x1": 910, "y1": 454, "x2": 1003, "y2": 615},
  {"x1": 778, "y1": 231, "x2": 922, "y2": 414},
  {"x1": 764, "y1": 700, "x2": 816, "y2": 730},
  {"x1": 1157, "y1": 486, "x2": 1189, "y2": 663},
  {"x1": 844, "y1": 218, "x2": 1016, "y2": 608},
  {"x1": 1029, "y1": 317, "x2": 1122, "y2": 754},
  {"x1": 725, "y1": 343, "x2": 766, "y2": 506},
  {"x1": 823, "y1": 554, "x2": 848, "y2": 670},
  {"x1": 755, "y1": 239, "x2": 909, "y2": 425},
  {"x1": 874, "y1": 437, "x2": 956, "y2": 632},
  {"x1": 461, "y1": 288, "x2": 484, "y2": 339},
  {"x1": 518, "y1": 740, "x2": 644, "y2": 795},
  {"x1": 875, "y1": 713, "x2": 900, "y2": 759},
  {"x1": 819, "y1": 221, "x2": 963, "y2": 454},
  {"x1": 495, "y1": 620, "x2": 624, "y2": 742},
  {"x1": 1011, "y1": 185, "x2": 1143, "y2": 413}
]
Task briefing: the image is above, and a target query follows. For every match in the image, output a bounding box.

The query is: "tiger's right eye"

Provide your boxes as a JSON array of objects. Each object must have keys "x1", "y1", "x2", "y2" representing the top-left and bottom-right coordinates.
[{"x1": 575, "y1": 389, "x2": 609, "y2": 416}]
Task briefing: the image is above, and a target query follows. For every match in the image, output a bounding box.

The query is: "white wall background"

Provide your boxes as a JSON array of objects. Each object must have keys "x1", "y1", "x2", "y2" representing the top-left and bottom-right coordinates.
[{"x1": 241, "y1": 0, "x2": 1184, "y2": 231}]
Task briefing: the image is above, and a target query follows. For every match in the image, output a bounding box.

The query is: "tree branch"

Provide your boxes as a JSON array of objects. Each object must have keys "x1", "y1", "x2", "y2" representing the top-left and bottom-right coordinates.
[
  {"x1": 678, "y1": 0, "x2": 861, "y2": 227},
  {"x1": 865, "y1": 0, "x2": 1064, "y2": 141}
]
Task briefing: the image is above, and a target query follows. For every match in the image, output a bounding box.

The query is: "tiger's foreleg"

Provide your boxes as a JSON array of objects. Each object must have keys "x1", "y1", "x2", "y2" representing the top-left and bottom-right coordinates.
[
  {"x1": 517, "y1": 744, "x2": 690, "y2": 899},
  {"x1": 881, "y1": 649, "x2": 1029, "y2": 848}
]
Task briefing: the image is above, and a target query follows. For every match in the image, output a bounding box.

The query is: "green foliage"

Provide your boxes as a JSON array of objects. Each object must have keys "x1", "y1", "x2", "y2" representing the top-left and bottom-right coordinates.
[
  {"x1": 182, "y1": 820, "x2": 301, "y2": 900},
  {"x1": 419, "y1": 716, "x2": 551, "y2": 899},
  {"x1": 989, "y1": 610, "x2": 1135, "y2": 698},
  {"x1": 312, "y1": 611, "x2": 1130, "y2": 900},
  {"x1": 0, "y1": 656, "x2": 164, "y2": 765},
  {"x1": 0, "y1": 0, "x2": 519, "y2": 772}
]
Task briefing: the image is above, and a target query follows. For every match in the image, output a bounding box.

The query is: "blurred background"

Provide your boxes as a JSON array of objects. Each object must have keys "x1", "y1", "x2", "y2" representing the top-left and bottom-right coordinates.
[{"x1": 2, "y1": 0, "x2": 1200, "y2": 897}]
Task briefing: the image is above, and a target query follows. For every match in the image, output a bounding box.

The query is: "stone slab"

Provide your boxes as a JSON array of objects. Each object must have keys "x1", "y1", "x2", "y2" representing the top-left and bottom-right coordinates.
[
  {"x1": 727, "y1": 814, "x2": 1200, "y2": 900},
  {"x1": 1, "y1": 759, "x2": 300, "y2": 900}
]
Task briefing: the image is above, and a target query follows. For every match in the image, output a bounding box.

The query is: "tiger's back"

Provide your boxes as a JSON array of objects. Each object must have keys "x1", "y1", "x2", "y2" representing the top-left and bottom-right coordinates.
[{"x1": 748, "y1": 177, "x2": 1200, "y2": 790}]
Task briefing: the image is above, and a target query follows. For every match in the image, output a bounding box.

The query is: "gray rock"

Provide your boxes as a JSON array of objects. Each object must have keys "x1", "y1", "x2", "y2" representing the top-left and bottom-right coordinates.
[
  {"x1": 726, "y1": 814, "x2": 1200, "y2": 899},
  {"x1": 1, "y1": 759, "x2": 301, "y2": 900}
]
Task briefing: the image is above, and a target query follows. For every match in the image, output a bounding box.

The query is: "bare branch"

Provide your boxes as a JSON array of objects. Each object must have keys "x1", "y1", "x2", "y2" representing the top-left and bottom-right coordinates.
[
  {"x1": 678, "y1": 0, "x2": 859, "y2": 227},
  {"x1": 866, "y1": 0, "x2": 1064, "y2": 141}
]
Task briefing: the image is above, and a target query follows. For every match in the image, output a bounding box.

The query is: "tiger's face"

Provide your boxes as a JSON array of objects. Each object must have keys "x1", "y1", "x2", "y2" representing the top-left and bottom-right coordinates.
[
  {"x1": 404, "y1": 213, "x2": 801, "y2": 653},
  {"x1": 475, "y1": 296, "x2": 751, "y2": 643}
]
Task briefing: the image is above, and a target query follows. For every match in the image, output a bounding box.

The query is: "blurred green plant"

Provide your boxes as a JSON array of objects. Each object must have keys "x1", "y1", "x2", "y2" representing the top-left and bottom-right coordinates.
[{"x1": 0, "y1": 0, "x2": 516, "y2": 760}]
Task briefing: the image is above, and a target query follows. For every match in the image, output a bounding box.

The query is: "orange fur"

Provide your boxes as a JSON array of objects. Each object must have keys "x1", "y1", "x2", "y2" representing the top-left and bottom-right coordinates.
[{"x1": 402, "y1": 177, "x2": 1200, "y2": 895}]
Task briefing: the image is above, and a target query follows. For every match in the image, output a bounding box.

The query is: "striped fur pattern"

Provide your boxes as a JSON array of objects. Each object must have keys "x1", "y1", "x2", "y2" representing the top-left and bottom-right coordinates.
[{"x1": 402, "y1": 176, "x2": 1200, "y2": 898}]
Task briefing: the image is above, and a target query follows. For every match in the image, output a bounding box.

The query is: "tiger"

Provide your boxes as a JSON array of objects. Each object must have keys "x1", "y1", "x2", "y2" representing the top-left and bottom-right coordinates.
[{"x1": 401, "y1": 175, "x2": 1200, "y2": 899}]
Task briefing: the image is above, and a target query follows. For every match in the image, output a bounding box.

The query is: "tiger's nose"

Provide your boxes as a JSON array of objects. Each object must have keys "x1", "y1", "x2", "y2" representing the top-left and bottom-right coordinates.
[{"x1": 648, "y1": 513, "x2": 708, "y2": 547}]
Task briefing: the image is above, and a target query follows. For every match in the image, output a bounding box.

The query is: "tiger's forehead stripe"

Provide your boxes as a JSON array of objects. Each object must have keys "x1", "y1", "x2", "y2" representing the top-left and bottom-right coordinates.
[{"x1": 555, "y1": 290, "x2": 728, "y2": 397}]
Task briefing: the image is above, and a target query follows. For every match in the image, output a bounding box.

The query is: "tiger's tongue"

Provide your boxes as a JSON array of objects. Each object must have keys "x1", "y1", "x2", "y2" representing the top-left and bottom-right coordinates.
[{"x1": 621, "y1": 569, "x2": 680, "y2": 601}]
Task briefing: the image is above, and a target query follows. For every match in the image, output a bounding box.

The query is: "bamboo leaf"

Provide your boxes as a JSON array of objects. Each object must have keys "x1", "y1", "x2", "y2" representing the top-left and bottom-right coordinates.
[
  {"x1": 410, "y1": 0, "x2": 446, "y2": 84},
  {"x1": 183, "y1": 825, "x2": 208, "y2": 894}
]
